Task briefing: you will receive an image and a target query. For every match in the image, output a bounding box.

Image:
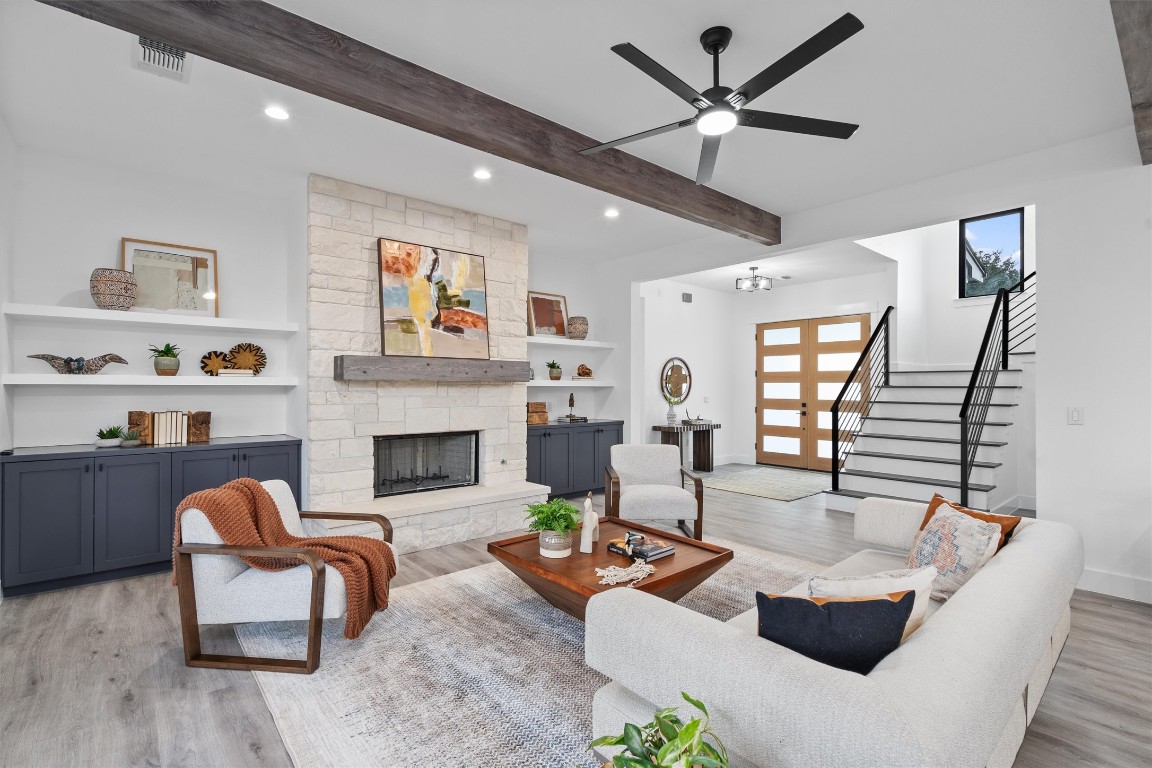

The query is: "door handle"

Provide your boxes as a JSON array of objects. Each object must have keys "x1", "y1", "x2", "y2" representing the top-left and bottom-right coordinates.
[
  {"x1": 98, "y1": 463, "x2": 103, "y2": 472},
  {"x1": 232, "y1": 453, "x2": 237, "y2": 462},
  {"x1": 798, "y1": 411, "x2": 807, "y2": 416}
]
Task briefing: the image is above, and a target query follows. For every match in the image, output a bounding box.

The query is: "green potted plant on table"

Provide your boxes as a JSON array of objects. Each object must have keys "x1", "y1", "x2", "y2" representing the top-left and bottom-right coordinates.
[
  {"x1": 148, "y1": 342, "x2": 182, "y2": 376},
  {"x1": 525, "y1": 497, "x2": 582, "y2": 558},
  {"x1": 94, "y1": 425, "x2": 125, "y2": 449},
  {"x1": 546, "y1": 359, "x2": 562, "y2": 381},
  {"x1": 119, "y1": 430, "x2": 142, "y2": 449},
  {"x1": 590, "y1": 692, "x2": 730, "y2": 767}
]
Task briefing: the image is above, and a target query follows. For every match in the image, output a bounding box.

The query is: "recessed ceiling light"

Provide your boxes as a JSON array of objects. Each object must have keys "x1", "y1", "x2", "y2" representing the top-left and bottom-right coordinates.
[
  {"x1": 473, "y1": 168, "x2": 492, "y2": 180},
  {"x1": 604, "y1": 207, "x2": 620, "y2": 218},
  {"x1": 263, "y1": 105, "x2": 290, "y2": 120}
]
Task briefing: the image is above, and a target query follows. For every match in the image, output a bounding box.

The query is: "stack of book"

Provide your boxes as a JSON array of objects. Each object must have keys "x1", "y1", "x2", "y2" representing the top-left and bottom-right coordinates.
[
  {"x1": 151, "y1": 411, "x2": 188, "y2": 446},
  {"x1": 607, "y1": 531, "x2": 676, "y2": 562},
  {"x1": 526, "y1": 401, "x2": 548, "y2": 425},
  {"x1": 218, "y1": 368, "x2": 256, "y2": 377}
]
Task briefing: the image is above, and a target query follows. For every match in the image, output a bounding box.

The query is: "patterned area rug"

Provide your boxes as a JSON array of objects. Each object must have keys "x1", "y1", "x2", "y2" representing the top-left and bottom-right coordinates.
[
  {"x1": 236, "y1": 540, "x2": 822, "y2": 768},
  {"x1": 700, "y1": 464, "x2": 830, "y2": 501}
]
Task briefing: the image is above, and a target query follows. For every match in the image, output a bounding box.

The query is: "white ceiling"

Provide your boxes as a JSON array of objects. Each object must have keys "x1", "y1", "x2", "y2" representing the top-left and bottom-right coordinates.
[
  {"x1": 0, "y1": 0, "x2": 1134, "y2": 278},
  {"x1": 672, "y1": 240, "x2": 893, "y2": 292}
]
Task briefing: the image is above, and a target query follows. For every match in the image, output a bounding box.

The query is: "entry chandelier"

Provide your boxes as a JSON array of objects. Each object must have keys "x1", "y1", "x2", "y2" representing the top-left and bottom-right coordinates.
[{"x1": 736, "y1": 266, "x2": 772, "y2": 292}]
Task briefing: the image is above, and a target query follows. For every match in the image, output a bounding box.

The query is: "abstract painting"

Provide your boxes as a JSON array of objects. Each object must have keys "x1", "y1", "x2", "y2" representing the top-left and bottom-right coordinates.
[
  {"x1": 122, "y1": 238, "x2": 218, "y2": 317},
  {"x1": 378, "y1": 238, "x2": 490, "y2": 359},
  {"x1": 527, "y1": 291, "x2": 569, "y2": 337}
]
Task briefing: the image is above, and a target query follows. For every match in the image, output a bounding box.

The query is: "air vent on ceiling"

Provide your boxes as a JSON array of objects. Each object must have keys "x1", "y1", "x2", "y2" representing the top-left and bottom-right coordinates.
[{"x1": 133, "y1": 36, "x2": 192, "y2": 83}]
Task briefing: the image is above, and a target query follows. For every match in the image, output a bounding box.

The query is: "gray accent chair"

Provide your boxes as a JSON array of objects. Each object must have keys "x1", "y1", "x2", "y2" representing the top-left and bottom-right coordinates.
[
  {"x1": 175, "y1": 479, "x2": 394, "y2": 674},
  {"x1": 604, "y1": 444, "x2": 704, "y2": 539}
]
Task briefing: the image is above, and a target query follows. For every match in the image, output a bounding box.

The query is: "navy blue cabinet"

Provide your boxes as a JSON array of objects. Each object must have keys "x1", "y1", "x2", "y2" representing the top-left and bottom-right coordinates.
[
  {"x1": 527, "y1": 420, "x2": 623, "y2": 496},
  {"x1": 1, "y1": 436, "x2": 300, "y2": 596}
]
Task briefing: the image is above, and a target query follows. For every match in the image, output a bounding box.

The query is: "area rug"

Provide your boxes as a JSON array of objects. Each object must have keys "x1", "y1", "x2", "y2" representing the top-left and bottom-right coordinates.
[
  {"x1": 700, "y1": 464, "x2": 830, "y2": 501},
  {"x1": 235, "y1": 540, "x2": 823, "y2": 768}
]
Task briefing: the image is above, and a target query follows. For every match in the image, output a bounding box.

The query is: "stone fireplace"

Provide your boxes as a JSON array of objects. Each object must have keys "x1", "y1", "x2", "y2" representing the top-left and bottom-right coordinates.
[
  {"x1": 374, "y1": 431, "x2": 479, "y2": 497},
  {"x1": 305, "y1": 174, "x2": 547, "y2": 552}
]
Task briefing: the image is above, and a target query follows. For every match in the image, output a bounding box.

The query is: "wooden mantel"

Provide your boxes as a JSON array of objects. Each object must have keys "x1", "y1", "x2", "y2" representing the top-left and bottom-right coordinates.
[
  {"x1": 40, "y1": 0, "x2": 782, "y2": 245},
  {"x1": 334, "y1": 356, "x2": 530, "y2": 383}
]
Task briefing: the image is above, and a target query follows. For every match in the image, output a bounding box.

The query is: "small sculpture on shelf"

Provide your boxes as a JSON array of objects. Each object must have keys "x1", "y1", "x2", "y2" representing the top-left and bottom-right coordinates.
[
  {"x1": 28, "y1": 353, "x2": 128, "y2": 375},
  {"x1": 579, "y1": 492, "x2": 599, "y2": 554},
  {"x1": 575, "y1": 363, "x2": 594, "y2": 379},
  {"x1": 558, "y1": 392, "x2": 588, "y2": 423}
]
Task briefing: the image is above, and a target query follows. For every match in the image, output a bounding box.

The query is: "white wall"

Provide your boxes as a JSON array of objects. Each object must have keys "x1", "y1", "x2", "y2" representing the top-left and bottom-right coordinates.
[
  {"x1": 5, "y1": 147, "x2": 297, "y2": 446},
  {"x1": 0, "y1": 113, "x2": 17, "y2": 450}
]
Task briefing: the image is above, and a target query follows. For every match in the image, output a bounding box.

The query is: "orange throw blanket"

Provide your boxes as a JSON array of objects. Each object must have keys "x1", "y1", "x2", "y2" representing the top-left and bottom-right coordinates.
[{"x1": 173, "y1": 478, "x2": 396, "y2": 639}]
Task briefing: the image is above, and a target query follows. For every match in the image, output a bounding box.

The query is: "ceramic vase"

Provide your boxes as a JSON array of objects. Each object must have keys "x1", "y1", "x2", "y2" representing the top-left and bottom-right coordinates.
[
  {"x1": 567, "y1": 316, "x2": 589, "y2": 341},
  {"x1": 666, "y1": 402, "x2": 677, "y2": 426},
  {"x1": 549, "y1": 367, "x2": 562, "y2": 381},
  {"x1": 539, "y1": 530, "x2": 572, "y2": 559},
  {"x1": 579, "y1": 493, "x2": 599, "y2": 554},
  {"x1": 154, "y1": 357, "x2": 181, "y2": 376},
  {"x1": 89, "y1": 268, "x2": 137, "y2": 311}
]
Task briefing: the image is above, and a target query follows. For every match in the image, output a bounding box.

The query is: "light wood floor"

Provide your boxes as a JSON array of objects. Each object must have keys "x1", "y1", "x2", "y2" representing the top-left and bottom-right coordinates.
[{"x1": 1, "y1": 486, "x2": 1148, "y2": 767}]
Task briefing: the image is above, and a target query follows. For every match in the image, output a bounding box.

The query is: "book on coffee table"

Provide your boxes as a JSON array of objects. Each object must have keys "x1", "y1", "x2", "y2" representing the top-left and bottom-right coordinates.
[{"x1": 607, "y1": 532, "x2": 675, "y2": 562}]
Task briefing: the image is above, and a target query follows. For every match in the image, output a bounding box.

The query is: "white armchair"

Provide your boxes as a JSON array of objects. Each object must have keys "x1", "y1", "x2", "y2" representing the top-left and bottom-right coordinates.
[
  {"x1": 175, "y1": 479, "x2": 395, "y2": 674},
  {"x1": 604, "y1": 444, "x2": 704, "y2": 539}
]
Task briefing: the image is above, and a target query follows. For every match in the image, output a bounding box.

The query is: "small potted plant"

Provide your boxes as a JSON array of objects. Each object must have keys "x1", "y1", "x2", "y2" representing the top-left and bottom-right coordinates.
[
  {"x1": 120, "y1": 430, "x2": 142, "y2": 449},
  {"x1": 525, "y1": 497, "x2": 582, "y2": 558},
  {"x1": 590, "y1": 692, "x2": 730, "y2": 768},
  {"x1": 149, "y1": 342, "x2": 182, "y2": 376},
  {"x1": 95, "y1": 425, "x2": 125, "y2": 449},
  {"x1": 546, "y1": 359, "x2": 562, "y2": 381}
]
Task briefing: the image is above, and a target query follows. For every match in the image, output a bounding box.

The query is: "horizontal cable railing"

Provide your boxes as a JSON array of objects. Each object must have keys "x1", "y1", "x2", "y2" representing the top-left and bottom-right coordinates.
[
  {"x1": 831, "y1": 306, "x2": 894, "y2": 491},
  {"x1": 959, "y1": 271, "x2": 1035, "y2": 505}
]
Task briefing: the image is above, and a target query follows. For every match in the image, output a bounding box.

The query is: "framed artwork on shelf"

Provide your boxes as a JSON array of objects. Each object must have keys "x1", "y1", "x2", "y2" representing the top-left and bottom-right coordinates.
[
  {"x1": 527, "y1": 291, "x2": 569, "y2": 337},
  {"x1": 121, "y1": 238, "x2": 219, "y2": 317},
  {"x1": 377, "y1": 238, "x2": 490, "y2": 360}
]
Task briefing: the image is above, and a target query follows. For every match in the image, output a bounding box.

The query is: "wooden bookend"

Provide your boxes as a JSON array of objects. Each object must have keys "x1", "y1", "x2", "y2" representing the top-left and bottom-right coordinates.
[
  {"x1": 188, "y1": 411, "x2": 211, "y2": 443},
  {"x1": 128, "y1": 411, "x2": 153, "y2": 445},
  {"x1": 527, "y1": 401, "x2": 548, "y2": 413}
]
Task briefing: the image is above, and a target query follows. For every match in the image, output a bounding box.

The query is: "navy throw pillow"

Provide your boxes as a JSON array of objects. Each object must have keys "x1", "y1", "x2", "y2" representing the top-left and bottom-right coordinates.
[{"x1": 756, "y1": 591, "x2": 915, "y2": 675}]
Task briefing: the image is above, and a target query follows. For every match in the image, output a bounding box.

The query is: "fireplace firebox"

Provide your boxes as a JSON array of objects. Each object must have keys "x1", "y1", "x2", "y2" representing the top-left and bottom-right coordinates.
[{"x1": 374, "y1": 431, "x2": 479, "y2": 497}]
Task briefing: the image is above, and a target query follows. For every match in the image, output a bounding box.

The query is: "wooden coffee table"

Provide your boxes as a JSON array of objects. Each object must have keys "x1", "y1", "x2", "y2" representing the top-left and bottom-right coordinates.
[{"x1": 487, "y1": 518, "x2": 733, "y2": 620}]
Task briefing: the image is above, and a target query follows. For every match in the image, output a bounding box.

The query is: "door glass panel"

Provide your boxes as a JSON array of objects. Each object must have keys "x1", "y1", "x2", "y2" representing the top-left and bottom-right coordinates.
[
  {"x1": 818, "y1": 440, "x2": 834, "y2": 459},
  {"x1": 761, "y1": 327, "x2": 800, "y2": 346},
  {"x1": 817, "y1": 321, "x2": 862, "y2": 343},
  {"x1": 817, "y1": 411, "x2": 833, "y2": 430},
  {"x1": 762, "y1": 436, "x2": 800, "y2": 454},
  {"x1": 762, "y1": 409, "x2": 800, "y2": 427},
  {"x1": 761, "y1": 354, "x2": 800, "y2": 372},
  {"x1": 762, "y1": 382, "x2": 800, "y2": 399},
  {"x1": 818, "y1": 352, "x2": 859, "y2": 371}
]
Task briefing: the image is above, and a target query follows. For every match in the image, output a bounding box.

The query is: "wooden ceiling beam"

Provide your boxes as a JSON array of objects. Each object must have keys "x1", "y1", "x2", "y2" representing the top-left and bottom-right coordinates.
[
  {"x1": 39, "y1": 0, "x2": 781, "y2": 244},
  {"x1": 1110, "y1": 1, "x2": 1152, "y2": 165}
]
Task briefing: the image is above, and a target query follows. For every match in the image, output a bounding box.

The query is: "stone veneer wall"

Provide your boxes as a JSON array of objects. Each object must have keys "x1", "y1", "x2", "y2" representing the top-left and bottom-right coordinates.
[{"x1": 306, "y1": 175, "x2": 541, "y2": 551}]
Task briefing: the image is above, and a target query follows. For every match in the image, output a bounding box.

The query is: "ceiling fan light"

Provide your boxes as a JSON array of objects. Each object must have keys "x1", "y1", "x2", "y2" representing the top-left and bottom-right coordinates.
[{"x1": 697, "y1": 106, "x2": 737, "y2": 136}]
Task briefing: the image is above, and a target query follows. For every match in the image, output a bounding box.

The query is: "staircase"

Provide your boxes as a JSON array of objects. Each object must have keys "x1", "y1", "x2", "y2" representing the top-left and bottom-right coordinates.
[{"x1": 827, "y1": 273, "x2": 1036, "y2": 514}]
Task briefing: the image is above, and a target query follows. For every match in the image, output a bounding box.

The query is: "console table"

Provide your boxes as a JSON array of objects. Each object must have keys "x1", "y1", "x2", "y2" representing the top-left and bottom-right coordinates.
[{"x1": 652, "y1": 423, "x2": 722, "y2": 472}]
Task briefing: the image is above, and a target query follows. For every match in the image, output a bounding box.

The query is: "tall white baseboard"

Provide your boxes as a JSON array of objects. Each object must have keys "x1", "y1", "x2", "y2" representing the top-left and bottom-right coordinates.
[
  {"x1": 1078, "y1": 568, "x2": 1152, "y2": 604},
  {"x1": 991, "y1": 495, "x2": 1037, "y2": 515}
]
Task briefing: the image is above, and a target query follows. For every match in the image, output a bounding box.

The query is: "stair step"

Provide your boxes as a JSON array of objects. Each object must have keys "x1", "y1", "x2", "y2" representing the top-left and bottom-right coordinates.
[
  {"x1": 1008, "y1": 351, "x2": 1035, "y2": 355},
  {"x1": 883, "y1": 385, "x2": 1021, "y2": 390},
  {"x1": 875, "y1": 400, "x2": 1018, "y2": 407},
  {"x1": 891, "y1": 369, "x2": 1022, "y2": 374},
  {"x1": 849, "y1": 450, "x2": 1001, "y2": 469},
  {"x1": 826, "y1": 488, "x2": 988, "y2": 513},
  {"x1": 856, "y1": 432, "x2": 1008, "y2": 447},
  {"x1": 865, "y1": 416, "x2": 1013, "y2": 426},
  {"x1": 841, "y1": 469, "x2": 995, "y2": 493}
]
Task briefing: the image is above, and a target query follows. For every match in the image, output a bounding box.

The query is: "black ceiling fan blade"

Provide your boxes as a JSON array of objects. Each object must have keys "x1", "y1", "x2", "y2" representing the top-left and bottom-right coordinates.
[
  {"x1": 611, "y1": 43, "x2": 711, "y2": 108},
  {"x1": 579, "y1": 118, "x2": 697, "y2": 155},
  {"x1": 726, "y1": 13, "x2": 864, "y2": 107},
  {"x1": 695, "y1": 134, "x2": 722, "y2": 185},
  {"x1": 738, "y1": 109, "x2": 859, "y2": 139}
]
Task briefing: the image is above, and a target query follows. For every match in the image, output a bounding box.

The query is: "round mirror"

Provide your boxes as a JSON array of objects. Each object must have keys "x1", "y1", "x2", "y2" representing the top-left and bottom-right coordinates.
[{"x1": 660, "y1": 357, "x2": 692, "y2": 403}]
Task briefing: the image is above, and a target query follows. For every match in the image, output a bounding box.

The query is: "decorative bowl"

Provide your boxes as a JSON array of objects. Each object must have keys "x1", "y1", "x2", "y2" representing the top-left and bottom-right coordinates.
[
  {"x1": 94, "y1": 438, "x2": 122, "y2": 449},
  {"x1": 90, "y1": 268, "x2": 137, "y2": 311}
]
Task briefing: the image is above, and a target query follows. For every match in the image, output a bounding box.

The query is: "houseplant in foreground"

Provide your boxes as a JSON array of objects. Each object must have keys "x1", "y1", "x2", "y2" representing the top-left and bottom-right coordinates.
[
  {"x1": 590, "y1": 692, "x2": 730, "y2": 767},
  {"x1": 525, "y1": 497, "x2": 582, "y2": 558},
  {"x1": 148, "y1": 342, "x2": 182, "y2": 376},
  {"x1": 95, "y1": 425, "x2": 125, "y2": 448}
]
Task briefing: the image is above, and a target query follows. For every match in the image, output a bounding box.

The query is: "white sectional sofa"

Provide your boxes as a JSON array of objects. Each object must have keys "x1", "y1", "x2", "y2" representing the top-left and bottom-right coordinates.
[{"x1": 585, "y1": 497, "x2": 1083, "y2": 768}]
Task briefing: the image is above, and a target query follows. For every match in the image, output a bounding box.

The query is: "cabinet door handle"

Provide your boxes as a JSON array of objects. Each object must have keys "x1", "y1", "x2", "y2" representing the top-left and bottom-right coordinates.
[
  {"x1": 84, "y1": 464, "x2": 90, "y2": 473},
  {"x1": 242, "y1": 453, "x2": 247, "y2": 461},
  {"x1": 98, "y1": 463, "x2": 103, "y2": 472},
  {"x1": 232, "y1": 453, "x2": 238, "y2": 462}
]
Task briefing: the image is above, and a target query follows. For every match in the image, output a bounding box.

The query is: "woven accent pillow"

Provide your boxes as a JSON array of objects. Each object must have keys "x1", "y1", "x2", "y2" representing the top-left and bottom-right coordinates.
[
  {"x1": 907, "y1": 507, "x2": 1000, "y2": 601},
  {"x1": 808, "y1": 567, "x2": 937, "y2": 642},
  {"x1": 919, "y1": 493, "x2": 1022, "y2": 552}
]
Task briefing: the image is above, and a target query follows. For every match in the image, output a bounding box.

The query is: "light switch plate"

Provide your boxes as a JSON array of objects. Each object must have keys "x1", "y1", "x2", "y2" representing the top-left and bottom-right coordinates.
[{"x1": 1067, "y1": 406, "x2": 1084, "y2": 425}]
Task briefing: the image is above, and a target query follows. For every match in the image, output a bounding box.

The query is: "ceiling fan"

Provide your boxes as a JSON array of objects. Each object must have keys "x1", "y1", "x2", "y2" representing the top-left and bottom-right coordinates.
[{"x1": 580, "y1": 13, "x2": 864, "y2": 186}]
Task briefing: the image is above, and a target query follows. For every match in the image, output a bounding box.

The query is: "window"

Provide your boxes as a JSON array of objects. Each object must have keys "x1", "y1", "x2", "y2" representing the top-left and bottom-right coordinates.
[{"x1": 959, "y1": 208, "x2": 1024, "y2": 298}]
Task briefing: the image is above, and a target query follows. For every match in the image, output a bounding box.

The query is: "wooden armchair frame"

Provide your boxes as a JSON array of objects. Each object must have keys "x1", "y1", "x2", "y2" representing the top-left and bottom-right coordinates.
[
  {"x1": 175, "y1": 512, "x2": 392, "y2": 675},
  {"x1": 604, "y1": 465, "x2": 704, "y2": 540}
]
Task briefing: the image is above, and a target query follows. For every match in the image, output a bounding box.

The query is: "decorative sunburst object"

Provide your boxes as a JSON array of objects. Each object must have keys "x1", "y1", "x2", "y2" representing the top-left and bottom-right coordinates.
[
  {"x1": 228, "y1": 343, "x2": 266, "y2": 375},
  {"x1": 200, "y1": 350, "x2": 230, "y2": 376}
]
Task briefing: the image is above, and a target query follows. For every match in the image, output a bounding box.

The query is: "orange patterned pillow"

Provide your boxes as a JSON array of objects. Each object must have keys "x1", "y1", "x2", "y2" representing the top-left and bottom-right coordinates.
[{"x1": 920, "y1": 493, "x2": 1021, "y2": 551}]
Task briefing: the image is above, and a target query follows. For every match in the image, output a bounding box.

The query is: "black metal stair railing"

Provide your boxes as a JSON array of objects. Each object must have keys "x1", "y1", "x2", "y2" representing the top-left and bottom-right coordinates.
[
  {"x1": 831, "y1": 306, "x2": 894, "y2": 491},
  {"x1": 959, "y1": 271, "x2": 1036, "y2": 506}
]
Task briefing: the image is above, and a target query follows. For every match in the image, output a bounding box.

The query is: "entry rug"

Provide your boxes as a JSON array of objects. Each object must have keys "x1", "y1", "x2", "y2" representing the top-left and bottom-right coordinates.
[
  {"x1": 236, "y1": 540, "x2": 823, "y2": 768},
  {"x1": 701, "y1": 464, "x2": 830, "y2": 501}
]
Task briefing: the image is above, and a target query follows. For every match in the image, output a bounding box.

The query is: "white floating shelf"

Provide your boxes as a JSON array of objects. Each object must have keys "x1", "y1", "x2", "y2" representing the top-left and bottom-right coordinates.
[
  {"x1": 526, "y1": 336, "x2": 616, "y2": 350},
  {"x1": 2, "y1": 303, "x2": 298, "y2": 335},
  {"x1": 527, "y1": 379, "x2": 615, "y2": 388},
  {"x1": 1, "y1": 374, "x2": 298, "y2": 388}
]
